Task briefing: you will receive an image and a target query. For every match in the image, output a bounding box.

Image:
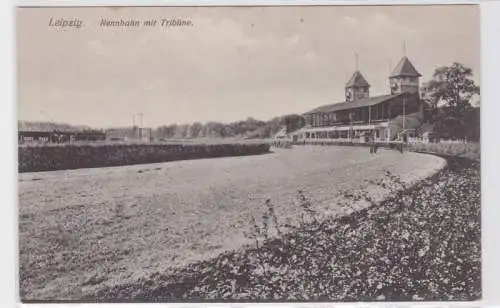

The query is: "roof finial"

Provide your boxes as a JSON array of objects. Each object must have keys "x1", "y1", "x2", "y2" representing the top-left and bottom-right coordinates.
[
  {"x1": 355, "y1": 52, "x2": 359, "y2": 71},
  {"x1": 403, "y1": 39, "x2": 407, "y2": 57}
]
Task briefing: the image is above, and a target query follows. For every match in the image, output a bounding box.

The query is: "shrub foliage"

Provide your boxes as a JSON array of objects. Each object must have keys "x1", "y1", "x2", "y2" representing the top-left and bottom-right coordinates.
[{"x1": 18, "y1": 142, "x2": 271, "y2": 172}]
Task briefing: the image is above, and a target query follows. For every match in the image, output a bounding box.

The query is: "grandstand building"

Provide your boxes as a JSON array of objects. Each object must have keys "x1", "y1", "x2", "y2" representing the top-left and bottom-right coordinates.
[{"x1": 291, "y1": 56, "x2": 425, "y2": 142}]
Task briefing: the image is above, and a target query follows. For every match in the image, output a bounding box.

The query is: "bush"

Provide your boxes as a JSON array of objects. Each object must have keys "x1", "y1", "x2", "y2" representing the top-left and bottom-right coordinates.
[
  {"x1": 296, "y1": 140, "x2": 480, "y2": 161},
  {"x1": 407, "y1": 142, "x2": 480, "y2": 161}
]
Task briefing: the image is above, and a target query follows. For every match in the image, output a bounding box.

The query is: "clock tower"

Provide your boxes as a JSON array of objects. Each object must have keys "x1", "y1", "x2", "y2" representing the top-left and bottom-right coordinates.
[
  {"x1": 345, "y1": 71, "x2": 370, "y2": 102},
  {"x1": 389, "y1": 57, "x2": 421, "y2": 95}
]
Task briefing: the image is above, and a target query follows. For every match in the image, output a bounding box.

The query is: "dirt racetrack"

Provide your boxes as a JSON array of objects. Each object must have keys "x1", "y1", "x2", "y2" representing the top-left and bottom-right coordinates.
[{"x1": 19, "y1": 146, "x2": 446, "y2": 300}]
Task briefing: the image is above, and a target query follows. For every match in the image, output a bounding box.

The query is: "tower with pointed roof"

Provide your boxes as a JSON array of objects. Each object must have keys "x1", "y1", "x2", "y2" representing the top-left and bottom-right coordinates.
[
  {"x1": 345, "y1": 71, "x2": 370, "y2": 102},
  {"x1": 389, "y1": 57, "x2": 421, "y2": 95}
]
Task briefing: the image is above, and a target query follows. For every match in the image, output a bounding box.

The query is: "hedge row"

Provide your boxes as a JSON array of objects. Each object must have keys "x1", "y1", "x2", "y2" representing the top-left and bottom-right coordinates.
[
  {"x1": 294, "y1": 140, "x2": 480, "y2": 161},
  {"x1": 18, "y1": 142, "x2": 271, "y2": 172},
  {"x1": 407, "y1": 142, "x2": 480, "y2": 161}
]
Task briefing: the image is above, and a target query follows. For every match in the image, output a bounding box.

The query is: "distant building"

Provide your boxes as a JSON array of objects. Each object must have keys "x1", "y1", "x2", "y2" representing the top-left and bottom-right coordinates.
[
  {"x1": 105, "y1": 127, "x2": 137, "y2": 141},
  {"x1": 105, "y1": 126, "x2": 153, "y2": 142},
  {"x1": 139, "y1": 127, "x2": 153, "y2": 143},
  {"x1": 18, "y1": 131, "x2": 52, "y2": 144},
  {"x1": 18, "y1": 130, "x2": 106, "y2": 144},
  {"x1": 294, "y1": 56, "x2": 424, "y2": 142}
]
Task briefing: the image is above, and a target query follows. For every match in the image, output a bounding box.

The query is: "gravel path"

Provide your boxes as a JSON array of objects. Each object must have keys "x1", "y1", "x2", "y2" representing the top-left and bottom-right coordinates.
[{"x1": 19, "y1": 146, "x2": 445, "y2": 300}]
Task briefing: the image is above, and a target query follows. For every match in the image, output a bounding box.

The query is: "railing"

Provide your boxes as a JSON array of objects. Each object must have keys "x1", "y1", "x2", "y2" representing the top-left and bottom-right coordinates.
[
  {"x1": 297, "y1": 138, "x2": 371, "y2": 145},
  {"x1": 408, "y1": 137, "x2": 429, "y2": 144},
  {"x1": 272, "y1": 139, "x2": 293, "y2": 148},
  {"x1": 438, "y1": 138, "x2": 471, "y2": 144},
  {"x1": 405, "y1": 137, "x2": 472, "y2": 144},
  {"x1": 294, "y1": 137, "x2": 431, "y2": 146}
]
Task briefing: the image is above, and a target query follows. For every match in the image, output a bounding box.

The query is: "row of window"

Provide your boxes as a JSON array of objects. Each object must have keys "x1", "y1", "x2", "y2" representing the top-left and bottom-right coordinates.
[
  {"x1": 304, "y1": 129, "x2": 382, "y2": 139},
  {"x1": 390, "y1": 77, "x2": 418, "y2": 84},
  {"x1": 306, "y1": 109, "x2": 389, "y2": 127}
]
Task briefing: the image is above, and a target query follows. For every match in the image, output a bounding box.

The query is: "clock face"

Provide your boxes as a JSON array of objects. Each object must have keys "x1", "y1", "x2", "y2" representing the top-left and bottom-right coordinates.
[
  {"x1": 346, "y1": 90, "x2": 353, "y2": 100},
  {"x1": 391, "y1": 82, "x2": 399, "y2": 91}
]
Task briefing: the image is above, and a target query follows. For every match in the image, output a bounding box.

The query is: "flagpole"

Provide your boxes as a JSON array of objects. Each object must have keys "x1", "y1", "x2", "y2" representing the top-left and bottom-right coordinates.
[{"x1": 403, "y1": 97, "x2": 406, "y2": 131}]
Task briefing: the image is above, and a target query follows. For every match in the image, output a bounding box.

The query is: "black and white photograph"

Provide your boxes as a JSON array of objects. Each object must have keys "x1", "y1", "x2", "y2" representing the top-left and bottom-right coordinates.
[{"x1": 17, "y1": 4, "x2": 481, "y2": 302}]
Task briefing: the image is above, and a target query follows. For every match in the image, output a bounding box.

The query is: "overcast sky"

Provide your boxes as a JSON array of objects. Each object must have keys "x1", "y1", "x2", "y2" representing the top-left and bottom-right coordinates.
[{"x1": 17, "y1": 5, "x2": 480, "y2": 128}]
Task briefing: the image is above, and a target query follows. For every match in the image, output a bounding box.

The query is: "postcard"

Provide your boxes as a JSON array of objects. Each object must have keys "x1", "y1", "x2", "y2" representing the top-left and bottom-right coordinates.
[{"x1": 17, "y1": 4, "x2": 481, "y2": 302}]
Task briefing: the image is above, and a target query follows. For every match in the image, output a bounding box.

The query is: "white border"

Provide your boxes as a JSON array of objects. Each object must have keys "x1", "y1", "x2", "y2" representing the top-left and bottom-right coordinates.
[
  {"x1": 1, "y1": 0, "x2": 16, "y2": 307},
  {"x1": 480, "y1": 1, "x2": 500, "y2": 306},
  {"x1": 4, "y1": 0, "x2": 500, "y2": 307},
  {"x1": 14, "y1": 0, "x2": 483, "y2": 6}
]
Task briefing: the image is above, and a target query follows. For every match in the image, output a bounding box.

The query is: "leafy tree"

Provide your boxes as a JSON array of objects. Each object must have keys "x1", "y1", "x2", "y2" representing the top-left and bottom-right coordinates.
[
  {"x1": 426, "y1": 62, "x2": 479, "y2": 113},
  {"x1": 155, "y1": 124, "x2": 178, "y2": 139},
  {"x1": 283, "y1": 114, "x2": 306, "y2": 133},
  {"x1": 151, "y1": 113, "x2": 305, "y2": 140},
  {"x1": 174, "y1": 124, "x2": 190, "y2": 138},
  {"x1": 423, "y1": 63, "x2": 480, "y2": 139},
  {"x1": 464, "y1": 107, "x2": 480, "y2": 141},
  {"x1": 189, "y1": 122, "x2": 203, "y2": 138}
]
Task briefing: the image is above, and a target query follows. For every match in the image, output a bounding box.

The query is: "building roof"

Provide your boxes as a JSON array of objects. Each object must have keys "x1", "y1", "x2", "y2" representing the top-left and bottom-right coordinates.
[
  {"x1": 390, "y1": 57, "x2": 421, "y2": 77},
  {"x1": 303, "y1": 93, "x2": 405, "y2": 115},
  {"x1": 345, "y1": 71, "x2": 370, "y2": 88}
]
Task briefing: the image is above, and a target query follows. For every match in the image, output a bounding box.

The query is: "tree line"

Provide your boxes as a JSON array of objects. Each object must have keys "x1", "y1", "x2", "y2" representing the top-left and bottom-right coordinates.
[{"x1": 153, "y1": 114, "x2": 306, "y2": 140}]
